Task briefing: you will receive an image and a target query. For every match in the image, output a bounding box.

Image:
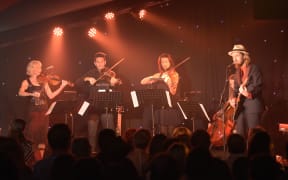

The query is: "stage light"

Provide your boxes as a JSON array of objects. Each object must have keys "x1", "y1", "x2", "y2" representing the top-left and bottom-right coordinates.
[
  {"x1": 88, "y1": 27, "x2": 97, "y2": 38},
  {"x1": 105, "y1": 12, "x2": 115, "y2": 20},
  {"x1": 139, "y1": 9, "x2": 146, "y2": 20},
  {"x1": 53, "y1": 27, "x2": 63, "y2": 37}
]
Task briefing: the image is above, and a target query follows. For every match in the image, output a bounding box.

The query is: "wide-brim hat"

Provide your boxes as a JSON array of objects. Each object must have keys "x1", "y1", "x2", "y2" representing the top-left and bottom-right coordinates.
[{"x1": 228, "y1": 44, "x2": 249, "y2": 56}]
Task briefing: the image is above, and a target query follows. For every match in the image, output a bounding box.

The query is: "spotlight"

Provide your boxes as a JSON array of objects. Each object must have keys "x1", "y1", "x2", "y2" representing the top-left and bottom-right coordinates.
[
  {"x1": 53, "y1": 27, "x2": 63, "y2": 37},
  {"x1": 105, "y1": 12, "x2": 115, "y2": 20},
  {"x1": 88, "y1": 27, "x2": 97, "y2": 38},
  {"x1": 139, "y1": 9, "x2": 146, "y2": 20}
]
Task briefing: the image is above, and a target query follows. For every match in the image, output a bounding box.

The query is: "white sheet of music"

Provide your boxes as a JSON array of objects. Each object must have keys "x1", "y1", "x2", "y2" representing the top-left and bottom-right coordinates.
[
  {"x1": 177, "y1": 102, "x2": 188, "y2": 119},
  {"x1": 165, "y1": 90, "x2": 172, "y2": 108},
  {"x1": 130, "y1": 91, "x2": 139, "y2": 108},
  {"x1": 78, "y1": 101, "x2": 90, "y2": 116},
  {"x1": 45, "y1": 101, "x2": 56, "y2": 116},
  {"x1": 199, "y1": 103, "x2": 211, "y2": 122}
]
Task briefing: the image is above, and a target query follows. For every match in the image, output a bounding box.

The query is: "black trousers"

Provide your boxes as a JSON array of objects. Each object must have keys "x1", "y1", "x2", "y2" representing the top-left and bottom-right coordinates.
[
  {"x1": 235, "y1": 111, "x2": 262, "y2": 137},
  {"x1": 142, "y1": 106, "x2": 181, "y2": 136}
]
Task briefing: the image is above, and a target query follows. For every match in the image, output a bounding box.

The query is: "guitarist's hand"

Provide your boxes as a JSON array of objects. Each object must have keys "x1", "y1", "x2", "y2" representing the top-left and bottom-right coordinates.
[
  {"x1": 239, "y1": 86, "x2": 252, "y2": 99},
  {"x1": 229, "y1": 98, "x2": 237, "y2": 108}
]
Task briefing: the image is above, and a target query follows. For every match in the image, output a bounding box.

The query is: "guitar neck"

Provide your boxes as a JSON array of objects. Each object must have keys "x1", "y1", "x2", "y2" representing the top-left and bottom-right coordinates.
[{"x1": 116, "y1": 106, "x2": 123, "y2": 136}]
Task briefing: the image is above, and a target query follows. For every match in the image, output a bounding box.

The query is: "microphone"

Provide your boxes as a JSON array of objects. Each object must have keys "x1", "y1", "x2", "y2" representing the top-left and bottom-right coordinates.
[
  {"x1": 46, "y1": 65, "x2": 54, "y2": 70},
  {"x1": 227, "y1": 63, "x2": 234, "y2": 68}
]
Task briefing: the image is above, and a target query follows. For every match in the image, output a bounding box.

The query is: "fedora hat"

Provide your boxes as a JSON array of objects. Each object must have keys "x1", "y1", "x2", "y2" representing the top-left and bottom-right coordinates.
[{"x1": 228, "y1": 44, "x2": 249, "y2": 56}]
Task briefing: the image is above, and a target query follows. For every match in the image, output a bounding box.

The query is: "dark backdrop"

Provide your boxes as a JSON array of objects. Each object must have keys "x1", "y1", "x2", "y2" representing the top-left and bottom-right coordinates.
[{"x1": 0, "y1": 0, "x2": 288, "y2": 154}]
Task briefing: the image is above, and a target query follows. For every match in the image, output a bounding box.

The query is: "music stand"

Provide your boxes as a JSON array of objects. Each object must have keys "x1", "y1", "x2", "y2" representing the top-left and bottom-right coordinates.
[
  {"x1": 130, "y1": 89, "x2": 172, "y2": 135},
  {"x1": 46, "y1": 100, "x2": 78, "y2": 134},
  {"x1": 176, "y1": 100, "x2": 210, "y2": 132},
  {"x1": 89, "y1": 88, "x2": 122, "y2": 129}
]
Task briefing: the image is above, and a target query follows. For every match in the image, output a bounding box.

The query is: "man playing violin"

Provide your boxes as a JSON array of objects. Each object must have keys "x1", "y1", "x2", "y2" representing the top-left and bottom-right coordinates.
[
  {"x1": 76, "y1": 52, "x2": 121, "y2": 92},
  {"x1": 18, "y1": 60, "x2": 68, "y2": 152},
  {"x1": 75, "y1": 52, "x2": 122, "y2": 152}
]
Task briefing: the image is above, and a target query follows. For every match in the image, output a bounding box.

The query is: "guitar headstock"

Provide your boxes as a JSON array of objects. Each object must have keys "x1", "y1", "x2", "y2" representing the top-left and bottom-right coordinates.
[{"x1": 116, "y1": 106, "x2": 124, "y2": 113}]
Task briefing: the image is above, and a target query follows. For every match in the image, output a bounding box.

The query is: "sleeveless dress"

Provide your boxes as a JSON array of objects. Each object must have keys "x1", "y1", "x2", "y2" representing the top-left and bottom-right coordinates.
[{"x1": 25, "y1": 78, "x2": 49, "y2": 147}]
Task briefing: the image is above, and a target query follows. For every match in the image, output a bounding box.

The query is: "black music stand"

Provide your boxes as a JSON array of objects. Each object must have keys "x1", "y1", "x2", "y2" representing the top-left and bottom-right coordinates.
[
  {"x1": 176, "y1": 100, "x2": 210, "y2": 132},
  {"x1": 89, "y1": 89, "x2": 122, "y2": 129},
  {"x1": 46, "y1": 100, "x2": 78, "y2": 134},
  {"x1": 130, "y1": 89, "x2": 172, "y2": 135}
]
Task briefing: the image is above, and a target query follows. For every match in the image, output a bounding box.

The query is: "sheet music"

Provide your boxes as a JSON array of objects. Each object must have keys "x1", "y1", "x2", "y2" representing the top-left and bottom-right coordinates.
[
  {"x1": 45, "y1": 101, "x2": 57, "y2": 116},
  {"x1": 78, "y1": 101, "x2": 90, "y2": 116},
  {"x1": 165, "y1": 90, "x2": 172, "y2": 108},
  {"x1": 199, "y1": 103, "x2": 211, "y2": 122},
  {"x1": 130, "y1": 91, "x2": 139, "y2": 108},
  {"x1": 177, "y1": 102, "x2": 188, "y2": 119}
]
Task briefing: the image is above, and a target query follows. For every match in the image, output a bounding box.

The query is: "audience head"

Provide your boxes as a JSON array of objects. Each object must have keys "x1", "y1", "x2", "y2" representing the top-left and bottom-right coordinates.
[
  {"x1": 72, "y1": 137, "x2": 91, "y2": 158},
  {"x1": 248, "y1": 130, "x2": 271, "y2": 158},
  {"x1": 48, "y1": 123, "x2": 71, "y2": 152},
  {"x1": 123, "y1": 128, "x2": 137, "y2": 146},
  {"x1": 148, "y1": 152, "x2": 181, "y2": 180},
  {"x1": 149, "y1": 134, "x2": 168, "y2": 158},
  {"x1": 190, "y1": 129, "x2": 210, "y2": 150},
  {"x1": 133, "y1": 128, "x2": 151, "y2": 149},
  {"x1": 227, "y1": 133, "x2": 246, "y2": 154}
]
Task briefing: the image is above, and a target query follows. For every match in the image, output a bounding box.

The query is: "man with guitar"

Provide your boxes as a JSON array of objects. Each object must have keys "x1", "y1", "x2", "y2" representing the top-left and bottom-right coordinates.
[{"x1": 228, "y1": 44, "x2": 264, "y2": 138}]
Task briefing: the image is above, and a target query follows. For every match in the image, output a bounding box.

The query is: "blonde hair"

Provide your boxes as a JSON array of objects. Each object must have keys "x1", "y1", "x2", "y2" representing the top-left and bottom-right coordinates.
[
  {"x1": 26, "y1": 60, "x2": 42, "y2": 76},
  {"x1": 172, "y1": 126, "x2": 192, "y2": 137}
]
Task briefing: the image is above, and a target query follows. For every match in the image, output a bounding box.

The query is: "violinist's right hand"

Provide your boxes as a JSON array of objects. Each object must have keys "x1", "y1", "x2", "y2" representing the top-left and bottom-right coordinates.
[
  {"x1": 110, "y1": 77, "x2": 122, "y2": 86},
  {"x1": 31, "y1": 92, "x2": 41, "y2": 98},
  {"x1": 84, "y1": 77, "x2": 97, "y2": 85}
]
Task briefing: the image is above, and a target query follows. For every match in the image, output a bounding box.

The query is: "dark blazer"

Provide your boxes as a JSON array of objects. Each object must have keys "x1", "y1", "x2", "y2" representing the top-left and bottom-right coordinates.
[{"x1": 234, "y1": 64, "x2": 264, "y2": 113}]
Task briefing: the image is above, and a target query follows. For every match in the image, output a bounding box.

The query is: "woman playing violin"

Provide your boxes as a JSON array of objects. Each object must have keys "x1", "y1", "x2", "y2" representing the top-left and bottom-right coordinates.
[
  {"x1": 140, "y1": 53, "x2": 180, "y2": 136},
  {"x1": 141, "y1": 53, "x2": 179, "y2": 95},
  {"x1": 18, "y1": 60, "x2": 68, "y2": 150}
]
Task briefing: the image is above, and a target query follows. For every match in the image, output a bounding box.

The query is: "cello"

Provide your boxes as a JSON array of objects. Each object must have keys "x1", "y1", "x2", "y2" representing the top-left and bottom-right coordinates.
[{"x1": 207, "y1": 101, "x2": 235, "y2": 147}]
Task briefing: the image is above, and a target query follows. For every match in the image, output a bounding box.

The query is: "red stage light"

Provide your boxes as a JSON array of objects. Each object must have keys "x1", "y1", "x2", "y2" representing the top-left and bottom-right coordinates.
[
  {"x1": 139, "y1": 9, "x2": 146, "y2": 20},
  {"x1": 53, "y1": 27, "x2": 63, "y2": 37},
  {"x1": 88, "y1": 27, "x2": 97, "y2": 38},
  {"x1": 105, "y1": 12, "x2": 115, "y2": 20}
]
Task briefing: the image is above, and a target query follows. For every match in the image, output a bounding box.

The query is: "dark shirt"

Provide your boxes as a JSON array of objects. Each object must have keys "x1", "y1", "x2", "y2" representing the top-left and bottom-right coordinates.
[
  {"x1": 26, "y1": 78, "x2": 47, "y2": 112},
  {"x1": 75, "y1": 68, "x2": 113, "y2": 98}
]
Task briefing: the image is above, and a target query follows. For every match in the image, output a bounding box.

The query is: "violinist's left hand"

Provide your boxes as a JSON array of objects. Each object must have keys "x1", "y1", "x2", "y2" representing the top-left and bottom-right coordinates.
[{"x1": 61, "y1": 80, "x2": 69, "y2": 87}]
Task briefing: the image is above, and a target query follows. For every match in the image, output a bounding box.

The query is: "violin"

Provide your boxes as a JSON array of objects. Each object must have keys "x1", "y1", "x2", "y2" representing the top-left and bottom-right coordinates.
[
  {"x1": 37, "y1": 74, "x2": 74, "y2": 87},
  {"x1": 100, "y1": 68, "x2": 116, "y2": 78},
  {"x1": 97, "y1": 68, "x2": 122, "y2": 85}
]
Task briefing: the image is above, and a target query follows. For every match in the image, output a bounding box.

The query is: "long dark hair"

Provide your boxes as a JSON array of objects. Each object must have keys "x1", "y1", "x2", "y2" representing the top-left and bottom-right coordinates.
[{"x1": 157, "y1": 53, "x2": 175, "y2": 73}]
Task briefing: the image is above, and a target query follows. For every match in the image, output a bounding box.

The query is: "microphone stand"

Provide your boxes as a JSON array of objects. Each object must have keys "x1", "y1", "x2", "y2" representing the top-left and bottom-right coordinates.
[
  {"x1": 219, "y1": 65, "x2": 231, "y2": 108},
  {"x1": 218, "y1": 64, "x2": 231, "y2": 152}
]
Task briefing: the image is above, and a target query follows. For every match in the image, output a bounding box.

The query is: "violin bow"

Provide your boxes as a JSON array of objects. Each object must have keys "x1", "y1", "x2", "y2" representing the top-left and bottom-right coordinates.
[
  {"x1": 174, "y1": 56, "x2": 191, "y2": 69},
  {"x1": 95, "y1": 57, "x2": 125, "y2": 82}
]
